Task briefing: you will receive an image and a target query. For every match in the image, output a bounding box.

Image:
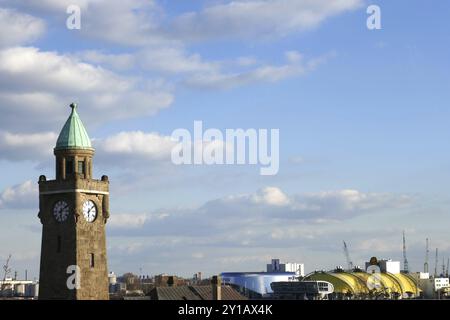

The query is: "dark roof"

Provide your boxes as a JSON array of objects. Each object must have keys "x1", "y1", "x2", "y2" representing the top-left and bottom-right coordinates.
[
  {"x1": 151, "y1": 285, "x2": 247, "y2": 300},
  {"x1": 221, "y1": 272, "x2": 295, "y2": 276},
  {"x1": 154, "y1": 286, "x2": 201, "y2": 300},
  {"x1": 191, "y1": 286, "x2": 247, "y2": 300},
  {"x1": 123, "y1": 296, "x2": 151, "y2": 300}
]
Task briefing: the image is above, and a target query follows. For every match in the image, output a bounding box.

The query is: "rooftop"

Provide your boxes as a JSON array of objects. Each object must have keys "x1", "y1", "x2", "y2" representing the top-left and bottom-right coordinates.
[
  {"x1": 150, "y1": 285, "x2": 247, "y2": 300},
  {"x1": 55, "y1": 103, "x2": 93, "y2": 151}
]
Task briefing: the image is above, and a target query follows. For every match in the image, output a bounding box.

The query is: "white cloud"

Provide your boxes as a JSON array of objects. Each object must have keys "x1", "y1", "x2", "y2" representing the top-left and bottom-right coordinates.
[
  {"x1": 251, "y1": 187, "x2": 290, "y2": 206},
  {"x1": 192, "y1": 252, "x2": 205, "y2": 259},
  {"x1": 0, "y1": 8, "x2": 45, "y2": 47},
  {"x1": 108, "y1": 213, "x2": 148, "y2": 229},
  {"x1": 170, "y1": 0, "x2": 363, "y2": 42},
  {"x1": 1, "y1": 0, "x2": 92, "y2": 11},
  {"x1": 108, "y1": 212, "x2": 169, "y2": 229},
  {"x1": 76, "y1": 48, "x2": 324, "y2": 90},
  {"x1": 235, "y1": 56, "x2": 259, "y2": 67},
  {"x1": 109, "y1": 187, "x2": 414, "y2": 241},
  {"x1": 295, "y1": 189, "x2": 413, "y2": 218},
  {"x1": 94, "y1": 130, "x2": 235, "y2": 171},
  {"x1": 285, "y1": 50, "x2": 303, "y2": 64},
  {"x1": 137, "y1": 47, "x2": 219, "y2": 75},
  {"x1": 2, "y1": 0, "x2": 168, "y2": 46},
  {"x1": 355, "y1": 238, "x2": 400, "y2": 253},
  {"x1": 110, "y1": 242, "x2": 145, "y2": 255},
  {"x1": 75, "y1": 51, "x2": 135, "y2": 71},
  {"x1": 0, "y1": 47, "x2": 128, "y2": 94},
  {"x1": 3, "y1": 0, "x2": 362, "y2": 45},
  {"x1": 0, "y1": 47, "x2": 173, "y2": 132},
  {"x1": 78, "y1": 47, "x2": 219, "y2": 75},
  {"x1": 0, "y1": 131, "x2": 57, "y2": 161},
  {"x1": 290, "y1": 156, "x2": 305, "y2": 164},
  {"x1": 0, "y1": 4, "x2": 337, "y2": 94},
  {"x1": 184, "y1": 50, "x2": 330, "y2": 89},
  {"x1": 0, "y1": 128, "x2": 227, "y2": 167},
  {"x1": 205, "y1": 187, "x2": 413, "y2": 221},
  {"x1": 216, "y1": 254, "x2": 272, "y2": 266},
  {"x1": 96, "y1": 131, "x2": 176, "y2": 162},
  {"x1": 0, "y1": 180, "x2": 37, "y2": 209}
]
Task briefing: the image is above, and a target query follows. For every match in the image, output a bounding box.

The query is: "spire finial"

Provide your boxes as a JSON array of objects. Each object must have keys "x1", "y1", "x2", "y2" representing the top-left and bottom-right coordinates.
[{"x1": 70, "y1": 102, "x2": 77, "y2": 110}]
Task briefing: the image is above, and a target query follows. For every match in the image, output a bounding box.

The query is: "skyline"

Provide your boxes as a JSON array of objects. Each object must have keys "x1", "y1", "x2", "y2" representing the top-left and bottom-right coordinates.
[{"x1": 1, "y1": 0, "x2": 450, "y2": 279}]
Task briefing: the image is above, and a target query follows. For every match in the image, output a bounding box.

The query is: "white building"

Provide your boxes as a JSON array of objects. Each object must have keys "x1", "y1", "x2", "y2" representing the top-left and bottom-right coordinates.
[
  {"x1": 267, "y1": 259, "x2": 305, "y2": 277},
  {"x1": 412, "y1": 272, "x2": 450, "y2": 299},
  {"x1": 365, "y1": 259, "x2": 401, "y2": 274},
  {"x1": 434, "y1": 278, "x2": 450, "y2": 291},
  {"x1": 108, "y1": 271, "x2": 117, "y2": 285},
  {"x1": 0, "y1": 279, "x2": 38, "y2": 298}
]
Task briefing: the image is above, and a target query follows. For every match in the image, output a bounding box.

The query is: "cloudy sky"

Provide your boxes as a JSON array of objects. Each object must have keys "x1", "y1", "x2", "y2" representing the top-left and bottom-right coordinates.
[{"x1": 1, "y1": 0, "x2": 450, "y2": 280}]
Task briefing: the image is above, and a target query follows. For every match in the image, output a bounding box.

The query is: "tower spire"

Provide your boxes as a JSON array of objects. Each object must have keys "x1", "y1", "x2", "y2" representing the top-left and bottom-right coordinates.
[{"x1": 55, "y1": 103, "x2": 92, "y2": 151}]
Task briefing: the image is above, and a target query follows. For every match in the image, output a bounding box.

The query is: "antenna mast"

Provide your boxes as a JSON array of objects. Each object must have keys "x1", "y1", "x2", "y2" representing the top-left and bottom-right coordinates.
[
  {"x1": 424, "y1": 238, "x2": 429, "y2": 273},
  {"x1": 446, "y1": 258, "x2": 449, "y2": 278},
  {"x1": 434, "y1": 248, "x2": 439, "y2": 278},
  {"x1": 442, "y1": 257, "x2": 446, "y2": 277},
  {"x1": 403, "y1": 231, "x2": 409, "y2": 273}
]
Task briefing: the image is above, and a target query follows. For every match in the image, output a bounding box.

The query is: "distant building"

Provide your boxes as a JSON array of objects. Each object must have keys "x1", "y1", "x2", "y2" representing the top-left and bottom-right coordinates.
[
  {"x1": 108, "y1": 271, "x2": 117, "y2": 293},
  {"x1": 413, "y1": 272, "x2": 450, "y2": 299},
  {"x1": 154, "y1": 274, "x2": 187, "y2": 287},
  {"x1": 191, "y1": 272, "x2": 202, "y2": 285},
  {"x1": 434, "y1": 278, "x2": 450, "y2": 291},
  {"x1": 365, "y1": 259, "x2": 400, "y2": 274},
  {"x1": 109, "y1": 282, "x2": 126, "y2": 295},
  {"x1": 0, "y1": 280, "x2": 39, "y2": 298},
  {"x1": 271, "y1": 280, "x2": 334, "y2": 300},
  {"x1": 267, "y1": 259, "x2": 305, "y2": 277},
  {"x1": 108, "y1": 272, "x2": 117, "y2": 285},
  {"x1": 221, "y1": 272, "x2": 296, "y2": 298},
  {"x1": 220, "y1": 258, "x2": 302, "y2": 298}
]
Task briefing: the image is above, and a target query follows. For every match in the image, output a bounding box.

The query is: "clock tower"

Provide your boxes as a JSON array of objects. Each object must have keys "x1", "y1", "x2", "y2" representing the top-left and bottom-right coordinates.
[{"x1": 38, "y1": 103, "x2": 110, "y2": 300}]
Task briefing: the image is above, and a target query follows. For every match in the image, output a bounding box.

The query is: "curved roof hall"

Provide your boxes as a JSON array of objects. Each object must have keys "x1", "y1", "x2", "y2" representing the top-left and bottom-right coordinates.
[{"x1": 306, "y1": 271, "x2": 421, "y2": 298}]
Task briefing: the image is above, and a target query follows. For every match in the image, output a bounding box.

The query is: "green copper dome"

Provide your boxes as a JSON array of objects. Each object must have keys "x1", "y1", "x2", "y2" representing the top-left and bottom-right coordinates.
[{"x1": 55, "y1": 103, "x2": 93, "y2": 150}]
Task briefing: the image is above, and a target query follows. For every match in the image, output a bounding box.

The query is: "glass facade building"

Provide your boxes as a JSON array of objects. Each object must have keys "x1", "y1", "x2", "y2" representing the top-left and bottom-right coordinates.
[{"x1": 220, "y1": 272, "x2": 296, "y2": 298}]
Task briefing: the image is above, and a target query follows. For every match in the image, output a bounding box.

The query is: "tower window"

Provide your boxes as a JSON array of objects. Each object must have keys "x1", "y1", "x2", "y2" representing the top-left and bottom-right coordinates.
[
  {"x1": 90, "y1": 253, "x2": 95, "y2": 268},
  {"x1": 78, "y1": 161, "x2": 85, "y2": 175},
  {"x1": 66, "y1": 159, "x2": 74, "y2": 175},
  {"x1": 57, "y1": 236, "x2": 61, "y2": 253}
]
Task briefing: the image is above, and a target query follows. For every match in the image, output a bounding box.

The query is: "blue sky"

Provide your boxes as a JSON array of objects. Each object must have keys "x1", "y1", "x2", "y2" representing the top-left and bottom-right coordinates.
[{"x1": 1, "y1": 0, "x2": 450, "y2": 279}]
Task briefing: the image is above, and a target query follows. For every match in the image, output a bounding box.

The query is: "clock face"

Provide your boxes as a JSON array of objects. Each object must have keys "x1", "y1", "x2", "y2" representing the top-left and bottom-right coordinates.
[
  {"x1": 82, "y1": 200, "x2": 97, "y2": 223},
  {"x1": 53, "y1": 201, "x2": 69, "y2": 222}
]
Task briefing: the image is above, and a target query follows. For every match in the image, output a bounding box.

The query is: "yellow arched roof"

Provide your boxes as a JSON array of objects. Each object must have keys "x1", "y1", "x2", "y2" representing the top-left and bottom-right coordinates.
[
  {"x1": 305, "y1": 271, "x2": 421, "y2": 298},
  {"x1": 395, "y1": 273, "x2": 420, "y2": 295},
  {"x1": 307, "y1": 272, "x2": 369, "y2": 295}
]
